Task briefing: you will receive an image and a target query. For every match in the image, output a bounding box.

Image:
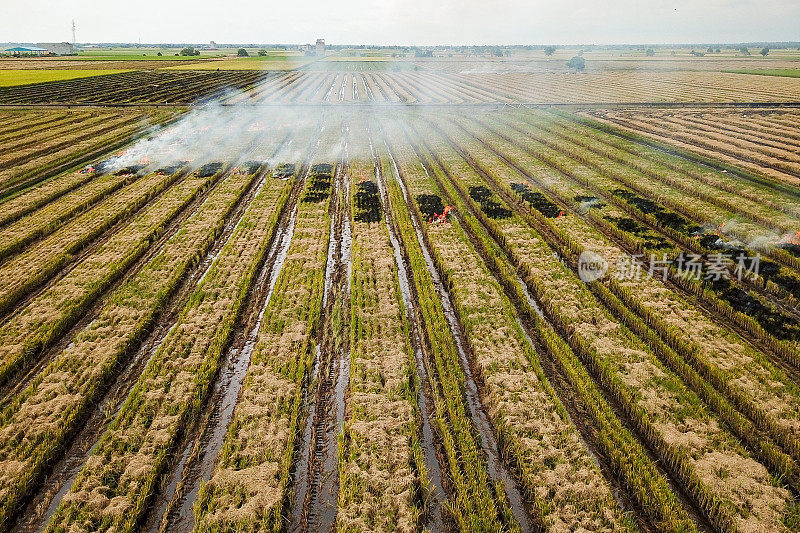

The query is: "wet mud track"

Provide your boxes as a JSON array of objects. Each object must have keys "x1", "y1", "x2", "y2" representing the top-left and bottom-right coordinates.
[
  {"x1": 290, "y1": 125, "x2": 352, "y2": 533},
  {"x1": 369, "y1": 127, "x2": 448, "y2": 532},
  {"x1": 386, "y1": 135, "x2": 534, "y2": 532},
  {"x1": 8, "y1": 162, "x2": 266, "y2": 533},
  {"x1": 6, "y1": 135, "x2": 292, "y2": 533},
  {"x1": 144, "y1": 132, "x2": 327, "y2": 533}
]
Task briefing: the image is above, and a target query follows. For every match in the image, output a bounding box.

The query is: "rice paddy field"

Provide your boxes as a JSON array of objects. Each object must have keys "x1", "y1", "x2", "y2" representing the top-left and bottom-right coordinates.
[
  {"x1": 0, "y1": 70, "x2": 131, "y2": 88},
  {"x1": 1, "y1": 49, "x2": 800, "y2": 533}
]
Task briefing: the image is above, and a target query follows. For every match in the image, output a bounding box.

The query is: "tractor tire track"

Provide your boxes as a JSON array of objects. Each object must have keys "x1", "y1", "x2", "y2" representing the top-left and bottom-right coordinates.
[
  {"x1": 6, "y1": 159, "x2": 274, "y2": 533},
  {"x1": 368, "y1": 126, "x2": 448, "y2": 532},
  {"x1": 149, "y1": 128, "x2": 325, "y2": 533},
  {"x1": 290, "y1": 123, "x2": 352, "y2": 533},
  {"x1": 381, "y1": 125, "x2": 534, "y2": 532}
]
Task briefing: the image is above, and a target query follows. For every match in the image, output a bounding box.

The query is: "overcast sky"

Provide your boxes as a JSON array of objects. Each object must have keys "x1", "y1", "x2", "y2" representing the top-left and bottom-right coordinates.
[{"x1": 2, "y1": 0, "x2": 798, "y2": 45}]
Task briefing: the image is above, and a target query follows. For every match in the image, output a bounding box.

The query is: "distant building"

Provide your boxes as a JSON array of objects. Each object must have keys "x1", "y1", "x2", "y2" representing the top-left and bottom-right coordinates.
[
  {"x1": 4, "y1": 46, "x2": 47, "y2": 56},
  {"x1": 208, "y1": 41, "x2": 218, "y2": 50},
  {"x1": 36, "y1": 42, "x2": 75, "y2": 55},
  {"x1": 316, "y1": 39, "x2": 325, "y2": 57}
]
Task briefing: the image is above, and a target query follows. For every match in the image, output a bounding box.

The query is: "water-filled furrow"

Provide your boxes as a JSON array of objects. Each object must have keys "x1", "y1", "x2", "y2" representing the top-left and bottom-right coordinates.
[
  {"x1": 149, "y1": 132, "x2": 326, "y2": 533},
  {"x1": 11, "y1": 163, "x2": 267, "y2": 533},
  {"x1": 369, "y1": 129, "x2": 446, "y2": 531},
  {"x1": 291, "y1": 125, "x2": 352, "y2": 532},
  {"x1": 386, "y1": 132, "x2": 533, "y2": 532}
]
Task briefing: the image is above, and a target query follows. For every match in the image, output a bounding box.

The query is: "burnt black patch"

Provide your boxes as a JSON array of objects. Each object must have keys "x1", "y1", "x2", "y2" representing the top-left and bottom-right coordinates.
[
  {"x1": 613, "y1": 189, "x2": 658, "y2": 214},
  {"x1": 116, "y1": 164, "x2": 146, "y2": 176},
  {"x1": 780, "y1": 243, "x2": 800, "y2": 258},
  {"x1": 772, "y1": 272, "x2": 800, "y2": 299},
  {"x1": 301, "y1": 166, "x2": 333, "y2": 203},
  {"x1": 93, "y1": 160, "x2": 113, "y2": 174},
  {"x1": 354, "y1": 180, "x2": 381, "y2": 223},
  {"x1": 469, "y1": 186, "x2": 511, "y2": 220},
  {"x1": 604, "y1": 216, "x2": 670, "y2": 249},
  {"x1": 612, "y1": 188, "x2": 696, "y2": 233},
  {"x1": 692, "y1": 233, "x2": 747, "y2": 257},
  {"x1": 695, "y1": 233, "x2": 719, "y2": 249},
  {"x1": 655, "y1": 212, "x2": 700, "y2": 233},
  {"x1": 712, "y1": 280, "x2": 800, "y2": 341},
  {"x1": 469, "y1": 185, "x2": 492, "y2": 203},
  {"x1": 757, "y1": 260, "x2": 800, "y2": 299},
  {"x1": 511, "y1": 183, "x2": 562, "y2": 218},
  {"x1": 312, "y1": 163, "x2": 333, "y2": 175},
  {"x1": 417, "y1": 194, "x2": 446, "y2": 222},
  {"x1": 155, "y1": 162, "x2": 185, "y2": 175},
  {"x1": 196, "y1": 162, "x2": 224, "y2": 178},
  {"x1": 274, "y1": 163, "x2": 296, "y2": 178},
  {"x1": 759, "y1": 260, "x2": 781, "y2": 278},
  {"x1": 243, "y1": 160, "x2": 262, "y2": 174},
  {"x1": 605, "y1": 216, "x2": 645, "y2": 235}
]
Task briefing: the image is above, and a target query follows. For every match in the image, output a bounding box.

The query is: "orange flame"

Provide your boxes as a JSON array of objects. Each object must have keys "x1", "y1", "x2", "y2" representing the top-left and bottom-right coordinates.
[
  {"x1": 431, "y1": 205, "x2": 453, "y2": 224},
  {"x1": 777, "y1": 231, "x2": 800, "y2": 246}
]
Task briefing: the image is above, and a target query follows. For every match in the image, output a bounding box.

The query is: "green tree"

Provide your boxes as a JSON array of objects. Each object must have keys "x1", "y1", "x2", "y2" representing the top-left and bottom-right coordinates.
[
  {"x1": 544, "y1": 45, "x2": 557, "y2": 56},
  {"x1": 566, "y1": 55, "x2": 586, "y2": 71},
  {"x1": 237, "y1": 48, "x2": 249, "y2": 57},
  {"x1": 646, "y1": 48, "x2": 655, "y2": 56},
  {"x1": 760, "y1": 47, "x2": 769, "y2": 56},
  {"x1": 179, "y1": 47, "x2": 197, "y2": 56},
  {"x1": 257, "y1": 49, "x2": 267, "y2": 56}
]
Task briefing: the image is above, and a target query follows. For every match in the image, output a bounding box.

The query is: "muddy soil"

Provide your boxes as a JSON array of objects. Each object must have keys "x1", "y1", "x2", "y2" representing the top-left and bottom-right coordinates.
[
  {"x1": 429, "y1": 120, "x2": 721, "y2": 532},
  {"x1": 144, "y1": 131, "x2": 326, "y2": 533},
  {"x1": 290, "y1": 126, "x2": 352, "y2": 533},
  {"x1": 388, "y1": 134, "x2": 534, "y2": 532},
  {"x1": 8, "y1": 163, "x2": 270, "y2": 533},
  {"x1": 369, "y1": 129, "x2": 447, "y2": 532}
]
